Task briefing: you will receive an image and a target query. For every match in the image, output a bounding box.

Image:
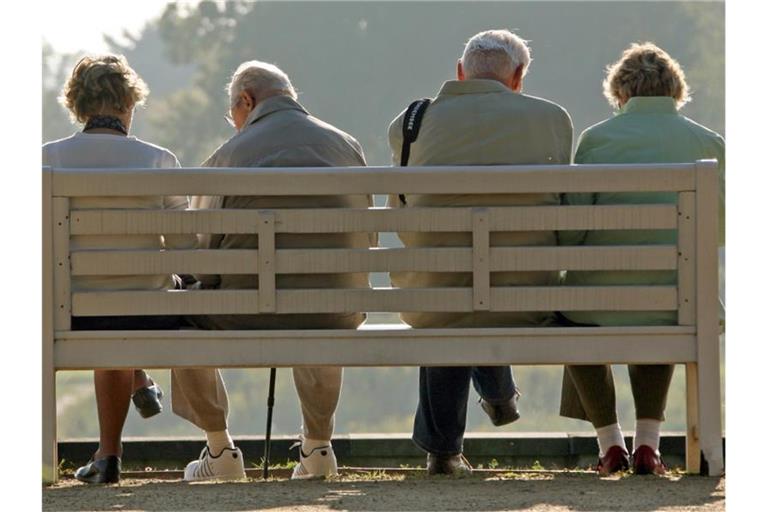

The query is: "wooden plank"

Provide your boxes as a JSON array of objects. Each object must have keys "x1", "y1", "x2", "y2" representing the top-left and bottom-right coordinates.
[
  {"x1": 52, "y1": 198, "x2": 71, "y2": 330},
  {"x1": 489, "y1": 205, "x2": 677, "y2": 231},
  {"x1": 490, "y1": 286, "x2": 677, "y2": 312},
  {"x1": 274, "y1": 207, "x2": 471, "y2": 233},
  {"x1": 53, "y1": 327, "x2": 697, "y2": 369},
  {"x1": 258, "y1": 211, "x2": 276, "y2": 313},
  {"x1": 69, "y1": 246, "x2": 678, "y2": 276},
  {"x1": 52, "y1": 163, "x2": 697, "y2": 197},
  {"x1": 72, "y1": 286, "x2": 677, "y2": 316},
  {"x1": 73, "y1": 290, "x2": 260, "y2": 316},
  {"x1": 694, "y1": 160, "x2": 724, "y2": 476},
  {"x1": 491, "y1": 246, "x2": 677, "y2": 272},
  {"x1": 685, "y1": 362, "x2": 701, "y2": 474},
  {"x1": 71, "y1": 249, "x2": 259, "y2": 276},
  {"x1": 58, "y1": 325, "x2": 697, "y2": 339},
  {"x1": 277, "y1": 247, "x2": 473, "y2": 273},
  {"x1": 677, "y1": 192, "x2": 696, "y2": 325},
  {"x1": 473, "y1": 209, "x2": 491, "y2": 310},
  {"x1": 70, "y1": 209, "x2": 262, "y2": 235},
  {"x1": 42, "y1": 167, "x2": 58, "y2": 483},
  {"x1": 276, "y1": 289, "x2": 474, "y2": 313},
  {"x1": 69, "y1": 204, "x2": 678, "y2": 236}
]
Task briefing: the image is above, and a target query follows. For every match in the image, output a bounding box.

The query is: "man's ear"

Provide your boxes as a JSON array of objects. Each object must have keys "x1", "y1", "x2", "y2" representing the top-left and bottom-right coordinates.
[
  {"x1": 510, "y1": 64, "x2": 524, "y2": 92},
  {"x1": 457, "y1": 60, "x2": 465, "y2": 81},
  {"x1": 241, "y1": 91, "x2": 255, "y2": 111}
]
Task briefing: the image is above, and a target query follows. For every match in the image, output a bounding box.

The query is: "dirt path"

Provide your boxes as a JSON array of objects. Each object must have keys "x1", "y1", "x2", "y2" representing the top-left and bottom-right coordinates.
[{"x1": 44, "y1": 472, "x2": 724, "y2": 511}]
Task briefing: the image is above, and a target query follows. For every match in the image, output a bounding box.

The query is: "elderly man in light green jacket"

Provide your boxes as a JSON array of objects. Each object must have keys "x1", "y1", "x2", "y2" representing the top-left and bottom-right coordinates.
[{"x1": 558, "y1": 43, "x2": 725, "y2": 476}]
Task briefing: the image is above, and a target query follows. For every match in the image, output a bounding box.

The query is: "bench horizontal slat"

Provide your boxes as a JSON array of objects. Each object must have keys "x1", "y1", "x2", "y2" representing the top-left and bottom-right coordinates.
[
  {"x1": 490, "y1": 246, "x2": 678, "y2": 271},
  {"x1": 53, "y1": 326, "x2": 697, "y2": 369},
  {"x1": 51, "y1": 164, "x2": 698, "y2": 197},
  {"x1": 69, "y1": 245, "x2": 678, "y2": 276},
  {"x1": 69, "y1": 205, "x2": 677, "y2": 235},
  {"x1": 71, "y1": 249, "x2": 259, "y2": 275},
  {"x1": 71, "y1": 286, "x2": 677, "y2": 316}
]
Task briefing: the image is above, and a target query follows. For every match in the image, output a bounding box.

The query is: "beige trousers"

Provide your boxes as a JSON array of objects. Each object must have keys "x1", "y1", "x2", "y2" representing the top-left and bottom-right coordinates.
[
  {"x1": 171, "y1": 367, "x2": 342, "y2": 440},
  {"x1": 171, "y1": 312, "x2": 363, "y2": 440}
]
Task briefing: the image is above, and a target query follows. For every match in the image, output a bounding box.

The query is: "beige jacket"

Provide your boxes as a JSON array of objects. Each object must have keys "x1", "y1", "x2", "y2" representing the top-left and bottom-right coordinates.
[
  {"x1": 192, "y1": 95, "x2": 374, "y2": 329},
  {"x1": 387, "y1": 79, "x2": 573, "y2": 328}
]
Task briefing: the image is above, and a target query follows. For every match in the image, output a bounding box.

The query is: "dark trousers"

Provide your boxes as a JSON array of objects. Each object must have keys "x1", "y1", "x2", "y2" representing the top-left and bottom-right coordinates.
[
  {"x1": 412, "y1": 366, "x2": 517, "y2": 455},
  {"x1": 555, "y1": 313, "x2": 674, "y2": 427}
]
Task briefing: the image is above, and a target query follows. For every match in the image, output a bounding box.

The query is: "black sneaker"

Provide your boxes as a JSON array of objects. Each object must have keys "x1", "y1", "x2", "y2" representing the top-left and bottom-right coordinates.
[
  {"x1": 75, "y1": 456, "x2": 121, "y2": 484},
  {"x1": 479, "y1": 390, "x2": 521, "y2": 426},
  {"x1": 132, "y1": 382, "x2": 163, "y2": 419}
]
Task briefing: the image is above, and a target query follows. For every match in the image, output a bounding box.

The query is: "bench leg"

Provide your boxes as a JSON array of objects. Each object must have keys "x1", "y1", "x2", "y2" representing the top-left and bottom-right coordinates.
[
  {"x1": 697, "y1": 336, "x2": 724, "y2": 476},
  {"x1": 685, "y1": 363, "x2": 701, "y2": 474},
  {"x1": 43, "y1": 368, "x2": 57, "y2": 484}
]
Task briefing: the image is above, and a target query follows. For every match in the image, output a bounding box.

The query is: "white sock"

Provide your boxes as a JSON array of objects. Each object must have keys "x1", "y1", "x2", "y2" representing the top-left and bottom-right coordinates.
[
  {"x1": 634, "y1": 419, "x2": 662, "y2": 452},
  {"x1": 206, "y1": 430, "x2": 234, "y2": 455},
  {"x1": 595, "y1": 423, "x2": 626, "y2": 458}
]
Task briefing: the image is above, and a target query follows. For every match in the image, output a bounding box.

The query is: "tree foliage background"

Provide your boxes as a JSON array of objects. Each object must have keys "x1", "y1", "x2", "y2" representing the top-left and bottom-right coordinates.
[{"x1": 44, "y1": 1, "x2": 725, "y2": 440}]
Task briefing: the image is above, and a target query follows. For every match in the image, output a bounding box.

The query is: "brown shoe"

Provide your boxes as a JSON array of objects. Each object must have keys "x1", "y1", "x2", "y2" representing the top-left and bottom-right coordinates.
[
  {"x1": 479, "y1": 390, "x2": 521, "y2": 426},
  {"x1": 632, "y1": 445, "x2": 667, "y2": 475},
  {"x1": 426, "y1": 453, "x2": 473, "y2": 476},
  {"x1": 596, "y1": 445, "x2": 630, "y2": 476}
]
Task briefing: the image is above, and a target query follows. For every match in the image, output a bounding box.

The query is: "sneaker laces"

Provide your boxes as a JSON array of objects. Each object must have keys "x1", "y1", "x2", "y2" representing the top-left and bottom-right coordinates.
[{"x1": 290, "y1": 439, "x2": 331, "y2": 459}]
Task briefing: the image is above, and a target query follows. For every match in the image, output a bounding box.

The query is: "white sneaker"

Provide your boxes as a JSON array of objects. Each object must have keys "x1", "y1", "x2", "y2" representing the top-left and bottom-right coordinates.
[
  {"x1": 183, "y1": 445, "x2": 246, "y2": 482},
  {"x1": 291, "y1": 438, "x2": 338, "y2": 480}
]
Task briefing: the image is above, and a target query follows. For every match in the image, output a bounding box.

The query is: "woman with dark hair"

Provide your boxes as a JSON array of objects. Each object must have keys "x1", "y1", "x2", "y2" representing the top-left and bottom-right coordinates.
[
  {"x1": 558, "y1": 42, "x2": 725, "y2": 476},
  {"x1": 42, "y1": 54, "x2": 195, "y2": 483}
]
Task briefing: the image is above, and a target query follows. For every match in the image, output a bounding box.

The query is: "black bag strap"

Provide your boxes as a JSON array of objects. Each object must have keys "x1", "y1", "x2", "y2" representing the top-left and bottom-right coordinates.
[{"x1": 399, "y1": 98, "x2": 432, "y2": 205}]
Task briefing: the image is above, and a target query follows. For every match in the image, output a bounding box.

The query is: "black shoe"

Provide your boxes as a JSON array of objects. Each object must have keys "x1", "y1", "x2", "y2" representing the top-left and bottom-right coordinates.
[
  {"x1": 75, "y1": 456, "x2": 121, "y2": 484},
  {"x1": 132, "y1": 382, "x2": 163, "y2": 419},
  {"x1": 480, "y1": 390, "x2": 521, "y2": 426},
  {"x1": 426, "y1": 453, "x2": 472, "y2": 476}
]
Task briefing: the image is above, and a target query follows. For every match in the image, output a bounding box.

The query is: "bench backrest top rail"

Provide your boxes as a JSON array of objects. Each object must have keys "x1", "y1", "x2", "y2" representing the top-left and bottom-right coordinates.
[{"x1": 48, "y1": 162, "x2": 709, "y2": 197}]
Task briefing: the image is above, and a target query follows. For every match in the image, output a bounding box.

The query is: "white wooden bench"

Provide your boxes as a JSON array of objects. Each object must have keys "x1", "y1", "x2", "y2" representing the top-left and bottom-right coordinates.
[{"x1": 42, "y1": 161, "x2": 723, "y2": 482}]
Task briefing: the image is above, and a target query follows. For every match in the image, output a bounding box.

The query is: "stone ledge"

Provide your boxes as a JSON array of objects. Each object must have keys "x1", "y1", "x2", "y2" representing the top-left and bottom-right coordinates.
[{"x1": 58, "y1": 432, "x2": 724, "y2": 470}]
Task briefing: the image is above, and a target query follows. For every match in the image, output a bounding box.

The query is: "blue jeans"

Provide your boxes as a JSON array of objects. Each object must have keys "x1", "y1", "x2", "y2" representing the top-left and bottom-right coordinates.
[{"x1": 412, "y1": 366, "x2": 517, "y2": 455}]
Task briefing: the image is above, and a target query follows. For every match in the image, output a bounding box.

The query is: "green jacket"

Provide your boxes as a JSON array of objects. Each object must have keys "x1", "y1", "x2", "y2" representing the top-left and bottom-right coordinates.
[{"x1": 560, "y1": 96, "x2": 725, "y2": 326}]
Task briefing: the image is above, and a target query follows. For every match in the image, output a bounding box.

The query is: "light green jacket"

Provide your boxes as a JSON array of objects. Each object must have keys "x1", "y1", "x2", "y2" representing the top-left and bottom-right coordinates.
[
  {"x1": 387, "y1": 79, "x2": 573, "y2": 328},
  {"x1": 560, "y1": 96, "x2": 725, "y2": 326}
]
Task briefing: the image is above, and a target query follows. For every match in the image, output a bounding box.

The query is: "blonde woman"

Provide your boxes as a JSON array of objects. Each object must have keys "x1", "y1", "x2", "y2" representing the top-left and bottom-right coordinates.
[
  {"x1": 42, "y1": 54, "x2": 195, "y2": 483},
  {"x1": 558, "y1": 43, "x2": 725, "y2": 476}
]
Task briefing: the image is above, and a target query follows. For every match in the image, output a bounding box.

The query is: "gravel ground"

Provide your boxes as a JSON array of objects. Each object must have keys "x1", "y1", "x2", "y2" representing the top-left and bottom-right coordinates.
[{"x1": 43, "y1": 472, "x2": 725, "y2": 512}]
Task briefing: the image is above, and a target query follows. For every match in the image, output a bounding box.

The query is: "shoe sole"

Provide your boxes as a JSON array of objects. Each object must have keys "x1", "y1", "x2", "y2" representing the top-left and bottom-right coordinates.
[
  {"x1": 184, "y1": 472, "x2": 246, "y2": 482},
  {"x1": 135, "y1": 402, "x2": 163, "y2": 419},
  {"x1": 489, "y1": 410, "x2": 521, "y2": 427}
]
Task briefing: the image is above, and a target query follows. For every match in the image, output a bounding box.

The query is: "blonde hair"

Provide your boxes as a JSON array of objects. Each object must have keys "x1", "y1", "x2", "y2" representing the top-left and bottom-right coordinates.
[
  {"x1": 461, "y1": 29, "x2": 531, "y2": 81},
  {"x1": 60, "y1": 54, "x2": 149, "y2": 124},
  {"x1": 603, "y1": 42, "x2": 690, "y2": 110}
]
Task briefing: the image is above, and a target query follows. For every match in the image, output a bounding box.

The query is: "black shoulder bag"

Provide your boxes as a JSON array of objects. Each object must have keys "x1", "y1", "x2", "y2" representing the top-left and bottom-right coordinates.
[{"x1": 398, "y1": 98, "x2": 432, "y2": 205}]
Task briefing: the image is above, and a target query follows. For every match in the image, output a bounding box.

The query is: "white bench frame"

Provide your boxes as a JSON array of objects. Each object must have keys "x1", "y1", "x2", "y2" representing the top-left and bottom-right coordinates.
[{"x1": 42, "y1": 161, "x2": 723, "y2": 482}]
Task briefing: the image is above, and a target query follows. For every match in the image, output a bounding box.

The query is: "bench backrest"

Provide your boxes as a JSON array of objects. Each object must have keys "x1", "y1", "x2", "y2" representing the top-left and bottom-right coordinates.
[{"x1": 42, "y1": 161, "x2": 720, "y2": 330}]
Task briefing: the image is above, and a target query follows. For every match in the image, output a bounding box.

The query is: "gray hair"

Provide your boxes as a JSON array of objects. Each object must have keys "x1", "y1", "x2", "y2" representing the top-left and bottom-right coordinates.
[
  {"x1": 460, "y1": 30, "x2": 532, "y2": 81},
  {"x1": 226, "y1": 60, "x2": 297, "y2": 105}
]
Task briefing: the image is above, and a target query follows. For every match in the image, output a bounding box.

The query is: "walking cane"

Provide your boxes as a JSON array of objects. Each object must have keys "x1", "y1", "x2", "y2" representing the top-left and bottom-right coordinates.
[{"x1": 263, "y1": 367, "x2": 277, "y2": 480}]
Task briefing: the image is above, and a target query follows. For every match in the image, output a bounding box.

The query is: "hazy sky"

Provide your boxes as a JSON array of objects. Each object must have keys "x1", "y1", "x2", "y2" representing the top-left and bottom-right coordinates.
[{"x1": 41, "y1": 0, "x2": 168, "y2": 53}]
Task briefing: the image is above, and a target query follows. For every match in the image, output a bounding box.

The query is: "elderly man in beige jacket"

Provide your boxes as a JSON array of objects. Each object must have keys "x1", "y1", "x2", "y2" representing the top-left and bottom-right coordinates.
[
  {"x1": 172, "y1": 61, "x2": 373, "y2": 481},
  {"x1": 388, "y1": 29, "x2": 573, "y2": 475}
]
